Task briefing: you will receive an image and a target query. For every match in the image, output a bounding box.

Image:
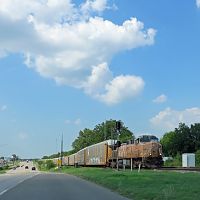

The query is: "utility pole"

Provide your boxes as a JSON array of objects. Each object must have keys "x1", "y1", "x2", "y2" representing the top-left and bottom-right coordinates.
[
  {"x1": 60, "y1": 133, "x2": 63, "y2": 168},
  {"x1": 104, "y1": 121, "x2": 107, "y2": 141},
  {"x1": 111, "y1": 128, "x2": 114, "y2": 169},
  {"x1": 56, "y1": 138, "x2": 59, "y2": 168}
]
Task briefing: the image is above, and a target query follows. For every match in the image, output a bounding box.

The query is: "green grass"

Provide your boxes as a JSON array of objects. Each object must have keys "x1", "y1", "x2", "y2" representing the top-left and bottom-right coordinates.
[
  {"x1": 0, "y1": 166, "x2": 8, "y2": 174},
  {"x1": 35, "y1": 160, "x2": 56, "y2": 171},
  {"x1": 0, "y1": 163, "x2": 20, "y2": 174},
  {"x1": 0, "y1": 169, "x2": 6, "y2": 174},
  {"x1": 51, "y1": 167, "x2": 200, "y2": 200}
]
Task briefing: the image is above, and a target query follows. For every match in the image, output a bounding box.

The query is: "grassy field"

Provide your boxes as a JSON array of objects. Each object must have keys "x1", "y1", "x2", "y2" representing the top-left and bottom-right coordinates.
[
  {"x1": 0, "y1": 168, "x2": 6, "y2": 174},
  {"x1": 51, "y1": 167, "x2": 200, "y2": 200},
  {"x1": 0, "y1": 163, "x2": 17, "y2": 174}
]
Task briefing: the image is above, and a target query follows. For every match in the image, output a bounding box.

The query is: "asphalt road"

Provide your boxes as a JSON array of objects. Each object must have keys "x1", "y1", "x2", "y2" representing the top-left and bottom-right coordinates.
[
  {"x1": 0, "y1": 171, "x2": 129, "y2": 200},
  {"x1": 0, "y1": 161, "x2": 39, "y2": 196}
]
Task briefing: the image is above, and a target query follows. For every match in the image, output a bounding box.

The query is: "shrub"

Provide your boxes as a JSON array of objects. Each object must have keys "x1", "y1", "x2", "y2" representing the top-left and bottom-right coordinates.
[
  {"x1": 195, "y1": 150, "x2": 200, "y2": 167},
  {"x1": 45, "y1": 160, "x2": 56, "y2": 170},
  {"x1": 164, "y1": 154, "x2": 182, "y2": 167}
]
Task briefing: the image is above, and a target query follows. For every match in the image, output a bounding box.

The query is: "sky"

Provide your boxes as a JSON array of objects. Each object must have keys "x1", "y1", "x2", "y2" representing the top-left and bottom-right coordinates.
[{"x1": 0, "y1": 0, "x2": 200, "y2": 158}]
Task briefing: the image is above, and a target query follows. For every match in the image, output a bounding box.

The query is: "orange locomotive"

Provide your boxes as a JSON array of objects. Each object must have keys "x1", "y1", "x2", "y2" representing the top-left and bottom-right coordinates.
[{"x1": 118, "y1": 135, "x2": 163, "y2": 168}]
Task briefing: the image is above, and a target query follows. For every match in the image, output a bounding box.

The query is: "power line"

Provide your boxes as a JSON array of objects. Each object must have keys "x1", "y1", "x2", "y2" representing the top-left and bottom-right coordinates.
[{"x1": 60, "y1": 133, "x2": 63, "y2": 167}]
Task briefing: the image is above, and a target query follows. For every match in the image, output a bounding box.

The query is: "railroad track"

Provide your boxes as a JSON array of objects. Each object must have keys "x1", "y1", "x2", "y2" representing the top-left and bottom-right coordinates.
[{"x1": 157, "y1": 167, "x2": 200, "y2": 172}]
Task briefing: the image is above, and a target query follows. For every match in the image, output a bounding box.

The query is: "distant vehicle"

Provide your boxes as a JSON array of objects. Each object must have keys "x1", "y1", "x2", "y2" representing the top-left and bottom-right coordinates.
[
  {"x1": 32, "y1": 167, "x2": 36, "y2": 170},
  {"x1": 12, "y1": 167, "x2": 16, "y2": 170},
  {"x1": 26, "y1": 160, "x2": 29, "y2": 163},
  {"x1": 25, "y1": 166, "x2": 29, "y2": 169}
]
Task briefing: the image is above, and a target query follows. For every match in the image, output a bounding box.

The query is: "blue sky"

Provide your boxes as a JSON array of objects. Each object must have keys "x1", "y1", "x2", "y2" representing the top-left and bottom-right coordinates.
[{"x1": 0, "y1": 0, "x2": 200, "y2": 158}]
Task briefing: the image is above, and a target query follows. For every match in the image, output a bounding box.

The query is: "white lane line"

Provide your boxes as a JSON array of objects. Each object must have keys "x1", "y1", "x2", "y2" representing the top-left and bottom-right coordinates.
[
  {"x1": 0, "y1": 173, "x2": 39, "y2": 196},
  {"x1": 0, "y1": 189, "x2": 8, "y2": 196}
]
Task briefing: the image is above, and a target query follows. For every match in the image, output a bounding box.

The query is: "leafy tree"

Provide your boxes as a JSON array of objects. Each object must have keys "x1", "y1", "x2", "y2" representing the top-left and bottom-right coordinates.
[
  {"x1": 72, "y1": 119, "x2": 134, "y2": 152},
  {"x1": 45, "y1": 160, "x2": 56, "y2": 170},
  {"x1": 43, "y1": 150, "x2": 76, "y2": 159},
  {"x1": 119, "y1": 126, "x2": 134, "y2": 143},
  {"x1": 11, "y1": 154, "x2": 18, "y2": 165},
  {"x1": 195, "y1": 150, "x2": 200, "y2": 167},
  {"x1": 42, "y1": 156, "x2": 49, "y2": 159},
  {"x1": 190, "y1": 123, "x2": 200, "y2": 152},
  {"x1": 48, "y1": 152, "x2": 60, "y2": 159},
  {"x1": 173, "y1": 123, "x2": 192, "y2": 154},
  {"x1": 43, "y1": 120, "x2": 134, "y2": 158},
  {"x1": 37, "y1": 160, "x2": 43, "y2": 166},
  {"x1": 160, "y1": 131, "x2": 176, "y2": 156},
  {"x1": 72, "y1": 129, "x2": 96, "y2": 152},
  {"x1": 63, "y1": 149, "x2": 76, "y2": 156},
  {"x1": 94, "y1": 120, "x2": 134, "y2": 142},
  {"x1": 12, "y1": 154, "x2": 17, "y2": 159},
  {"x1": 161, "y1": 123, "x2": 200, "y2": 157}
]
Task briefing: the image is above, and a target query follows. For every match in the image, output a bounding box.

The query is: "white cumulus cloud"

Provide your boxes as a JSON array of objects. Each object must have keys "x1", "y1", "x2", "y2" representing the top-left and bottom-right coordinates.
[
  {"x1": 98, "y1": 75, "x2": 145, "y2": 105},
  {"x1": 81, "y1": 0, "x2": 108, "y2": 13},
  {"x1": 150, "y1": 107, "x2": 200, "y2": 132},
  {"x1": 197, "y1": 0, "x2": 200, "y2": 8},
  {"x1": 0, "y1": 0, "x2": 156, "y2": 105},
  {"x1": 153, "y1": 94, "x2": 167, "y2": 104}
]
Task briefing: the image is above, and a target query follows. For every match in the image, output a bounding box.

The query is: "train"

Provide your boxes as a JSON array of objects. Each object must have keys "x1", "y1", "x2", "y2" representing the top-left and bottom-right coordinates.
[{"x1": 52, "y1": 135, "x2": 163, "y2": 168}]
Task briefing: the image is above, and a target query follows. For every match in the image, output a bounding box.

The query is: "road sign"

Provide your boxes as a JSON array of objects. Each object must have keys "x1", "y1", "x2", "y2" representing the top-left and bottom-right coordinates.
[{"x1": 57, "y1": 159, "x2": 61, "y2": 166}]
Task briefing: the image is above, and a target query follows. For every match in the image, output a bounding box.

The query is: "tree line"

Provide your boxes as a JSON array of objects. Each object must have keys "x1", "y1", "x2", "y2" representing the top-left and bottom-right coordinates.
[
  {"x1": 43, "y1": 119, "x2": 134, "y2": 159},
  {"x1": 42, "y1": 120, "x2": 200, "y2": 161},
  {"x1": 161, "y1": 123, "x2": 200, "y2": 157}
]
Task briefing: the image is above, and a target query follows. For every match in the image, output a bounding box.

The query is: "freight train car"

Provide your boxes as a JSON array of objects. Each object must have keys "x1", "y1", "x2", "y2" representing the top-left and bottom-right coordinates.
[
  {"x1": 60, "y1": 140, "x2": 116, "y2": 167},
  {"x1": 77, "y1": 148, "x2": 86, "y2": 166},
  {"x1": 68, "y1": 153, "x2": 77, "y2": 166},
  {"x1": 52, "y1": 157, "x2": 58, "y2": 165},
  {"x1": 84, "y1": 140, "x2": 114, "y2": 166},
  {"x1": 49, "y1": 135, "x2": 163, "y2": 169},
  {"x1": 63, "y1": 156, "x2": 69, "y2": 165}
]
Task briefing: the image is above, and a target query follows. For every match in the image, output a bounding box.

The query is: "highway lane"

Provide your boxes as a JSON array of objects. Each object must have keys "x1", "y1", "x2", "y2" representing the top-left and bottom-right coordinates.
[
  {"x1": 0, "y1": 173, "x2": 129, "y2": 200},
  {"x1": 0, "y1": 161, "x2": 39, "y2": 195}
]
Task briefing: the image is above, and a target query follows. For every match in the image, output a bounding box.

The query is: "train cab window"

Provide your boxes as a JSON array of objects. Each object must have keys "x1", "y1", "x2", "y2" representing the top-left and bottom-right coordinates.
[
  {"x1": 137, "y1": 135, "x2": 159, "y2": 143},
  {"x1": 134, "y1": 138, "x2": 140, "y2": 144},
  {"x1": 150, "y1": 136, "x2": 159, "y2": 142}
]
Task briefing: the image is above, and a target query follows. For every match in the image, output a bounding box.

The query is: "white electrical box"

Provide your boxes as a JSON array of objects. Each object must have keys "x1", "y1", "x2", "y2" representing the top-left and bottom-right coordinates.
[{"x1": 182, "y1": 153, "x2": 195, "y2": 167}]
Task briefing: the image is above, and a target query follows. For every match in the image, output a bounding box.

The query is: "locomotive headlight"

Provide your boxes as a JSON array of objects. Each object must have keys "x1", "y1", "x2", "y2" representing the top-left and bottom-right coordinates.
[
  {"x1": 149, "y1": 153, "x2": 152, "y2": 156},
  {"x1": 160, "y1": 153, "x2": 162, "y2": 155}
]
